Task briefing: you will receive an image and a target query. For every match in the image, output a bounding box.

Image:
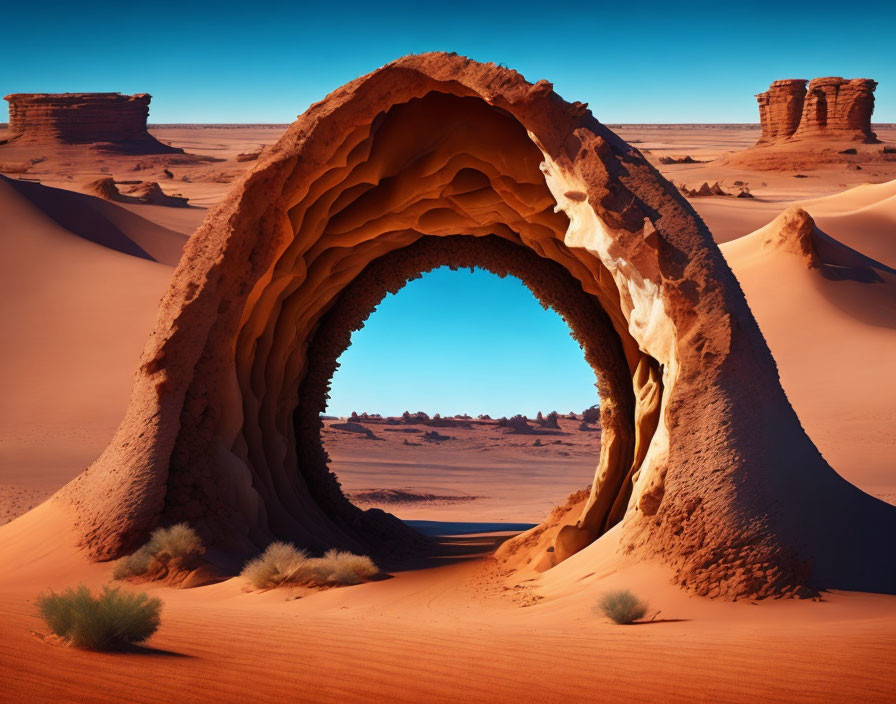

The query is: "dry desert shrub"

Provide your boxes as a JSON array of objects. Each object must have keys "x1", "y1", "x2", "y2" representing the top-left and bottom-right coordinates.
[
  {"x1": 36, "y1": 584, "x2": 162, "y2": 650},
  {"x1": 313, "y1": 549, "x2": 380, "y2": 585},
  {"x1": 241, "y1": 542, "x2": 310, "y2": 589},
  {"x1": 113, "y1": 523, "x2": 204, "y2": 581},
  {"x1": 595, "y1": 589, "x2": 649, "y2": 624},
  {"x1": 241, "y1": 543, "x2": 380, "y2": 589}
]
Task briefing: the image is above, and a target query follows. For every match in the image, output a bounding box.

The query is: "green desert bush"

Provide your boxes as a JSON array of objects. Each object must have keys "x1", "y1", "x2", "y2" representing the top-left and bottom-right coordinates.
[
  {"x1": 241, "y1": 543, "x2": 380, "y2": 589},
  {"x1": 36, "y1": 584, "x2": 162, "y2": 650},
  {"x1": 113, "y1": 523, "x2": 204, "y2": 581},
  {"x1": 595, "y1": 589, "x2": 649, "y2": 624}
]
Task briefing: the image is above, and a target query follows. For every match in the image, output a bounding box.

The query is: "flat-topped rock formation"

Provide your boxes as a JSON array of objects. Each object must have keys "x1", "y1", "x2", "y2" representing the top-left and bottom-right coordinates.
[
  {"x1": 756, "y1": 80, "x2": 808, "y2": 145},
  {"x1": 755, "y1": 77, "x2": 878, "y2": 145},
  {"x1": 3, "y1": 93, "x2": 183, "y2": 154}
]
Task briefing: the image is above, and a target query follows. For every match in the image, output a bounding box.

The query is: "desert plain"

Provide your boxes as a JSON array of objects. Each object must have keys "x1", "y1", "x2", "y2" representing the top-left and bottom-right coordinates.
[{"x1": 1, "y1": 82, "x2": 895, "y2": 701}]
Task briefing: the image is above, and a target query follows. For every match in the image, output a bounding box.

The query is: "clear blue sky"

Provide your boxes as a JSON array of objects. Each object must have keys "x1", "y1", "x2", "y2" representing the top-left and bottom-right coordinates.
[
  {"x1": 6, "y1": 1, "x2": 892, "y2": 416},
  {"x1": 2, "y1": 1, "x2": 894, "y2": 124},
  {"x1": 326, "y1": 268, "x2": 599, "y2": 418}
]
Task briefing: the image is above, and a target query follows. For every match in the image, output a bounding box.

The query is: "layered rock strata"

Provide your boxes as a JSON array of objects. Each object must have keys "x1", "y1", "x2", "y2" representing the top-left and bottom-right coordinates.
[
  {"x1": 55, "y1": 53, "x2": 895, "y2": 599},
  {"x1": 755, "y1": 77, "x2": 878, "y2": 145},
  {"x1": 756, "y1": 80, "x2": 808, "y2": 145},
  {"x1": 3, "y1": 93, "x2": 182, "y2": 153}
]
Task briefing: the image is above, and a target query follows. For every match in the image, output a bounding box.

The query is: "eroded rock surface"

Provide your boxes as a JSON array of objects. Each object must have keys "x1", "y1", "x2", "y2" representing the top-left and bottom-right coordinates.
[
  {"x1": 3, "y1": 93, "x2": 182, "y2": 154},
  {"x1": 55, "y1": 53, "x2": 896, "y2": 599},
  {"x1": 755, "y1": 77, "x2": 878, "y2": 145}
]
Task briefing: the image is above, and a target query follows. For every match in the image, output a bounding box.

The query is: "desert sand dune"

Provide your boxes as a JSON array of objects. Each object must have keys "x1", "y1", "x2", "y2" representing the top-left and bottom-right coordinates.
[
  {"x1": 0, "y1": 503, "x2": 893, "y2": 704},
  {"x1": 721, "y1": 207, "x2": 896, "y2": 503},
  {"x1": 1, "y1": 175, "x2": 188, "y2": 266},
  {"x1": 0, "y1": 176, "x2": 175, "y2": 499},
  {"x1": 695, "y1": 180, "x2": 896, "y2": 265},
  {"x1": 1, "y1": 115, "x2": 895, "y2": 702}
]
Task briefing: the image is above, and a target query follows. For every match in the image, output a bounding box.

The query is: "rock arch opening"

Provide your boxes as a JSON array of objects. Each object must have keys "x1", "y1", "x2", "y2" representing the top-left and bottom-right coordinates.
[
  {"x1": 294, "y1": 235, "x2": 643, "y2": 539},
  {"x1": 58, "y1": 53, "x2": 895, "y2": 599}
]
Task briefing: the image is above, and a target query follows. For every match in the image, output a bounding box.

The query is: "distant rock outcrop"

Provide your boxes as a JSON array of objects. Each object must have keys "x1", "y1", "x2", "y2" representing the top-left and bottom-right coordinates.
[
  {"x1": 756, "y1": 80, "x2": 808, "y2": 145},
  {"x1": 3, "y1": 93, "x2": 183, "y2": 154},
  {"x1": 755, "y1": 78, "x2": 878, "y2": 145},
  {"x1": 86, "y1": 177, "x2": 189, "y2": 207}
]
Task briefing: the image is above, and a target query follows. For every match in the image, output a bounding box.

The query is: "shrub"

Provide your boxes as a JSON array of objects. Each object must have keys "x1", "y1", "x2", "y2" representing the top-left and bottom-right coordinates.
[
  {"x1": 312, "y1": 550, "x2": 380, "y2": 585},
  {"x1": 241, "y1": 542, "x2": 309, "y2": 589},
  {"x1": 113, "y1": 523, "x2": 204, "y2": 581},
  {"x1": 595, "y1": 589, "x2": 648, "y2": 624},
  {"x1": 241, "y1": 542, "x2": 380, "y2": 589},
  {"x1": 36, "y1": 584, "x2": 162, "y2": 650},
  {"x1": 582, "y1": 405, "x2": 601, "y2": 424}
]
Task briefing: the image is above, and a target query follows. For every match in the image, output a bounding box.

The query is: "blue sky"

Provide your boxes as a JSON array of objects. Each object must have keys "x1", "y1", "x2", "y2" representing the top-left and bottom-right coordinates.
[
  {"x1": 326, "y1": 267, "x2": 599, "y2": 418},
  {"x1": 3, "y1": 1, "x2": 894, "y2": 124},
  {"x1": 6, "y1": 1, "x2": 892, "y2": 415}
]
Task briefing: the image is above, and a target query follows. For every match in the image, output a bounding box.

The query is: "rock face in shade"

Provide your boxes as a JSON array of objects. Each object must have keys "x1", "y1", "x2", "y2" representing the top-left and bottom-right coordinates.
[
  {"x1": 53, "y1": 53, "x2": 896, "y2": 600},
  {"x1": 755, "y1": 80, "x2": 807, "y2": 145},
  {"x1": 3, "y1": 93, "x2": 182, "y2": 153},
  {"x1": 754, "y1": 77, "x2": 878, "y2": 145}
]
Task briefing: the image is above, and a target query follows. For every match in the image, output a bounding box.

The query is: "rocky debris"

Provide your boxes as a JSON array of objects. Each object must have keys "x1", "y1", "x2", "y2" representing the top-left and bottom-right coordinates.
[
  {"x1": 86, "y1": 177, "x2": 190, "y2": 207},
  {"x1": 331, "y1": 421, "x2": 379, "y2": 439},
  {"x1": 123, "y1": 181, "x2": 190, "y2": 207},
  {"x1": 755, "y1": 77, "x2": 878, "y2": 145},
  {"x1": 658, "y1": 155, "x2": 702, "y2": 164},
  {"x1": 236, "y1": 152, "x2": 261, "y2": 162},
  {"x1": 3, "y1": 93, "x2": 184, "y2": 154},
  {"x1": 422, "y1": 430, "x2": 452, "y2": 442},
  {"x1": 679, "y1": 181, "x2": 733, "y2": 198},
  {"x1": 0, "y1": 161, "x2": 31, "y2": 174}
]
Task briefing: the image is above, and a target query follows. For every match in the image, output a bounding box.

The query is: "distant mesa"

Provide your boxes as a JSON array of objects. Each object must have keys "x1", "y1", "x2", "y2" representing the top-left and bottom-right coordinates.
[
  {"x1": 2, "y1": 92, "x2": 183, "y2": 154},
  {"x1": 755, "y1": 77, "x2": 878, "y2": 145}
]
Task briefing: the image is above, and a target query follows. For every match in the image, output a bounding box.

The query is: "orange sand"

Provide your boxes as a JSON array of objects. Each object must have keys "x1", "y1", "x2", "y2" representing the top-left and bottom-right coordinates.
[{"x1": 1, "y1": 125, "x2": 894, "y2": 702}]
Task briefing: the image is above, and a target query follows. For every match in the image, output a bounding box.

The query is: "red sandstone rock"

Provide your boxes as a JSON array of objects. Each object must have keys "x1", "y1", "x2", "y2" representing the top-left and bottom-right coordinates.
[
  {"x1": 54, "y1": 53, "x2": 895, "y2": 600},
  {"x1": 754, "y1": 77, "x2": 878, "y2": 145},
  {"x1": 756, "y1": 80, "x2": 807, "y2": 145},
  {"x1": 86, "y1": 177, "x2": 189, "y2": 207},
  {"x1": 793, "y1": 78, "x2": 878, "y2": 143},
  {"x1": 3, "y1": 93, "x2": 183, "y2": 154}
]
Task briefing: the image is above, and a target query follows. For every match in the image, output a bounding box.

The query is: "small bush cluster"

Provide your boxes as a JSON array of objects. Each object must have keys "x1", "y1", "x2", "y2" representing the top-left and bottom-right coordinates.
[
  {"x1": 113, "y1": 523, "x2": 204, "y2": 581},
  {"x1": 582, "y1": 405, "x2": 601, "y2": 425},
  {"x1": 36, "y1": 584, "x2": 162, "y2": 650},
  {"x1": 241, "y1": 542, "x2": 380, "y2": 589},
  {"x1": 595, "y1": 589, "x2": 648, "y2": 624}
]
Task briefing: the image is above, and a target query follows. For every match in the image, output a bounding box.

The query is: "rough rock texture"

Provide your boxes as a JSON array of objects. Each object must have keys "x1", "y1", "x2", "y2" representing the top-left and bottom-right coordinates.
[
  {"x1": 756, "y1": 80, "x2": 807, "y2": 145},
  {"x1": 86, "y1": 177, "x2": 190, "y2": 207},
  {"x1": 755, "y1": 78, "x2": 878, "y2": 145},
  {"x1": 3, "y1": 93, "x2": 182, "y2": 153},
  {"x1": 793, "y1": 78, "x2": 878, "y2": 142},
  {"x1": 55, "y1": 53, "x2": 896, "y2": 599}
]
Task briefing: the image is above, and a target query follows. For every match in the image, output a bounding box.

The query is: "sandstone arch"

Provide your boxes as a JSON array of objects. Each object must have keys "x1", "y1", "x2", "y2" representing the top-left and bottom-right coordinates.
[{"x1": 59, "y1": 53, "x2": 895, "y2": 599}]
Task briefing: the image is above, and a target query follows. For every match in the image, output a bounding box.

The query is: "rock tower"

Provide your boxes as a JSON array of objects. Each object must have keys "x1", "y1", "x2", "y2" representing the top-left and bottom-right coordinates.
[{"x1": 755, "y1": 77, "x2": 878, "y2": 145}]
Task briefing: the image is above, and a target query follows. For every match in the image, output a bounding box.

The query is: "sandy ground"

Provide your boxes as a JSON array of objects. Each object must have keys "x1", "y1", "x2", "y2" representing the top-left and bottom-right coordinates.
[
  {"x1": 0, "y1": 125, "x2": 894, "y2": 702},
  {"x1": 326, "y1": 416, "x2": 599, "y2": 524}
]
